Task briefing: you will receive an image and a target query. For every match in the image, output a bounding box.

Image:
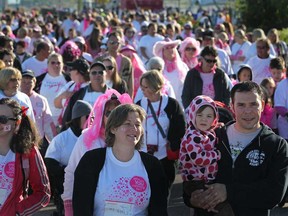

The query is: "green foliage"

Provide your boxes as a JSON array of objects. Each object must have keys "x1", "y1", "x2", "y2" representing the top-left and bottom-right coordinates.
[
  {"x1": 279, "y1": 28, "x2": 288, "y2": 44},
  {"x1": 235, "y1": 0, "x2": 288, "y2": 32}
]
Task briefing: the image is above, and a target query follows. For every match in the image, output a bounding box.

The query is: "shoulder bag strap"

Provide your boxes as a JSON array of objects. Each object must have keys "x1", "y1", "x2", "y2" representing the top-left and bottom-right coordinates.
[{"x1": 147, "y1": 99, "x2": 166, "y2": 139}]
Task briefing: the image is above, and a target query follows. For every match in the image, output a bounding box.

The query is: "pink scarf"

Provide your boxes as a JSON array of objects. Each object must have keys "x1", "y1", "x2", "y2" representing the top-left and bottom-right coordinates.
[{"x1": 164, "y1": 57, "x2": 177, "y2": 73}]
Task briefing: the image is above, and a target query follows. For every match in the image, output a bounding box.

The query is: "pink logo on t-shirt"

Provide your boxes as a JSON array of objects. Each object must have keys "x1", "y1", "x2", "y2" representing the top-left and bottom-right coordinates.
[
  {"x1": 4, "y1": 162, "x2": 15, "y2": 178},
  {"x1": 130, "y1": 176, "x2": 147, "y2": 192}
]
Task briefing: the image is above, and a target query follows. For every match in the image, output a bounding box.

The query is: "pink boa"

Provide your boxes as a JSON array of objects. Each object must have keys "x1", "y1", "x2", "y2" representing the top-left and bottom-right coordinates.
[{"x1": 83, "y1": 89, "x2": 132, "y2": 150}]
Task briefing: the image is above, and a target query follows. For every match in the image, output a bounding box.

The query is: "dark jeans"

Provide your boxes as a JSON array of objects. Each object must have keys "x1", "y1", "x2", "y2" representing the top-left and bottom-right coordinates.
[{"x1": 183, "y1": 180, "x2": 234, "y2": 216}]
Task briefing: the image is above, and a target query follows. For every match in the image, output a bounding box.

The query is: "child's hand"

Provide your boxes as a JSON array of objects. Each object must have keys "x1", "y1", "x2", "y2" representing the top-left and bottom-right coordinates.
[{"x1": 216, "y1": 122, "x2": 224, "y2": 128}]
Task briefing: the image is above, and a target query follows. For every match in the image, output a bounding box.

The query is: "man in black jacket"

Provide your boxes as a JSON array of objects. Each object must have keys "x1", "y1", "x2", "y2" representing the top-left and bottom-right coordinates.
[{"x1": 185, "y1": 81, "x2": 288, "y2": 216}]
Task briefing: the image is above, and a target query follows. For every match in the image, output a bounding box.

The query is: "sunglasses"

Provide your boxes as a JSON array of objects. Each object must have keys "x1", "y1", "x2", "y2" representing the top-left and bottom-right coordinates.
[
  {"x1": 90, "y1": 71, "x2": 104, "y2": 76},
  {"x1": 0, "y1": 115, "x2": 17, "y2": 124},
  {"x1": 204, "y1": 58, "x2": 217, "y2": 64},
  {"x1": 104, "y1": 110, "x2": 112, "y2": 118},
  {"x1": 108, "y1": 41, "x2": 120, "y2": 45},
  {"x1": 50, "y1": 61, "x2": 61, "y2": 65},
  {"x1": 106, "y1": 65, "x2": 114, "y2": 70},
  {"x1": 185, "y1": 47, "x2": 196, "y2": 52}
]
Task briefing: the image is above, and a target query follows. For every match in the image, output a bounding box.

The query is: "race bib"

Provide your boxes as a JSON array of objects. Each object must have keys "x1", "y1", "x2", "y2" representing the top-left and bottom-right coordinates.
[{"x1": 104, "y1": 200, "x2": 133, "y2": 216}]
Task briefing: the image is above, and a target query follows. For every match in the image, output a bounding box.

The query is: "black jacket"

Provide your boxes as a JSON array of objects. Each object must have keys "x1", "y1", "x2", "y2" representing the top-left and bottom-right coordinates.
[
  {"x1": 181, "y1": 67, "x2": 231, "y2": 109},
  {"x1": 184, "y1": 122, "x2": 288, "y2": 216},
  {"x1": 73, "y1": 148, "x2": 168, "y2": 216}
]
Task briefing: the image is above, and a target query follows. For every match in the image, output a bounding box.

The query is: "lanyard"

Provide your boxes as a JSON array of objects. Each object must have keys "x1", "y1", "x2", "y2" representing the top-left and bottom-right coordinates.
[{"x1": 145, "y1": 96, "x2": 163, "y2": 147}]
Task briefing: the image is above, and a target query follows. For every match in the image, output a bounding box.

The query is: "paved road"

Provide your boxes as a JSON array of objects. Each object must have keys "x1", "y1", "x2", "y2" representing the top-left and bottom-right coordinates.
[{"x1": 35, "y1": 174, "x2": 288, "y2": 216}]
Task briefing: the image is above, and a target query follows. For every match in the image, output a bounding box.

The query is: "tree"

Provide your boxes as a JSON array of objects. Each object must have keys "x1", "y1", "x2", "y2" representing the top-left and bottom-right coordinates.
[{"x1": 236, "y1": 0, "x2": 288, "y2": 32}]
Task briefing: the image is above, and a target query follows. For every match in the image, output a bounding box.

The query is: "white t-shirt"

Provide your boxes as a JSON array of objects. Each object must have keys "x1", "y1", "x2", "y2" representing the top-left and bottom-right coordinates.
[
  {"x1": 274, "y1": 79, "x2": 288, "y2": 139},
  {"x1": 216, "y1": 48, "x2": 234, "y2": 76},
  {"x1": 0, "y1": 90, "x2": 35, "y2": 122},
  {"x1": 39, "y1": 73, "x2": 68, "y2": 125},
  {"x1": 227, "y1": 124, "x2": 261, "y2": 162},
  {"x1": 45, "y1": 128, "x2": 78, "y2": 166},
  {"x1": 139, "y1": 34, "x2": 164, "y2": 61},
  {"x1": 82, "y1": 90, "x2": 104, "y2": 108},
  {"x1": 0, "y1": 150, "x2": 15, "y2": 210},
  {"x1": 141, "y1": 95, "x2": 169, "y2": 160},
  {"x1": 247, "y1": 54, "x2": 275, "y2": 84},
  {"x1": 231, "y1": 41, "x2": 251, "y2": 73},
  {"x1": 22, "y1": 56, "x2": 48, "y2": 77},
  {"x1": 94, "y1": 147, "x2": 150, "y2": 216},
  {"x1": 62, "y1": 135, "x2": 106, "y2": 201},
  {"x1": 29, "y1": 91, "x2": 53, "y2": 138}
]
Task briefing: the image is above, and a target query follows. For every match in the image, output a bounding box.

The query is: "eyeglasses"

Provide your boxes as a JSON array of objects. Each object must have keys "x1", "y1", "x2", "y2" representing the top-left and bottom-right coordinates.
[
  {"x1": 0, "y1": 115, "x2": 17, "y2": 124},
  {"x1": 108, "y1": 40, "x2": 120, "y2": 46},
  {"x1": 104, "y1": 110, "x2": 112, "y2": 118},
  {"x1": 204, "y1": 58, "x2": 217, "y2": 64},
  {"x1": 256, "y1": 46, "x2": 268, "y2": 50},
  {"x1": 106, "y1": 65, "x2": 114, "y2": 70},
  {"x1": 90, "y1": 71, "x2": 104, "y2": 76},
  {"x1": 50, "y1": 61, "x2": 61, "y2": 65},
  {"x1": 185, "y1": 47, "x2": 196, "y2": 52}
]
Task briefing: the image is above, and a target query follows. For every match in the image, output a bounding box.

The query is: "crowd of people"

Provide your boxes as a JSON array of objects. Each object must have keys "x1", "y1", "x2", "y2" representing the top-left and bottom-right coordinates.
[{"x1": 0, "y1": 5, "x2": 287, "y2": 216}]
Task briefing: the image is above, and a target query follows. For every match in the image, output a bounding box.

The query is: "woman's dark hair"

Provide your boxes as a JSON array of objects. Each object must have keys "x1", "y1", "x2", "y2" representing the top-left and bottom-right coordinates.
[
  {"x1": 0, "y1": 98, "x2": 40, "y2": 153},
  {"x1": 88, "y1": 26, "x2": 102, "y2": 50}
]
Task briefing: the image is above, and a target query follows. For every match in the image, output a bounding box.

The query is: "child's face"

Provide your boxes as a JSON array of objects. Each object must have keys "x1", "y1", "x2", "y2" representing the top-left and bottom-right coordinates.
[
  {"x1": 265, "y1": 83, "x2": 276, "y2": 97},
  {"x1": 195, "y1": 106, "x2": 215, "y2": 131},
  {"x1": 270, "y1": 68, "x2": 284, "y2": 82},
  {"x1": 238, "y1": 69, "x2": 251, "y2": 82}
]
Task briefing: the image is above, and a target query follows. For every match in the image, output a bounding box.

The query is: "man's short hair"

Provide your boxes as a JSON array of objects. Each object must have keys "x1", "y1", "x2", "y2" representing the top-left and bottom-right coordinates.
[
  {"x1": 270, "y1": 57, "x2": 285, "y2": 70},
  {"x1": 0, "y1": 36, "x2": 13, "y2": 48},
  {"x1": 231, "y1": 81, "x2": 263, "y2": 104},
  {"x1": 36, "y1": 41, "x2": 49, "y2": 53},
  {"x1": 200, "y1": 46, "x2": 218, "y2": 57}
]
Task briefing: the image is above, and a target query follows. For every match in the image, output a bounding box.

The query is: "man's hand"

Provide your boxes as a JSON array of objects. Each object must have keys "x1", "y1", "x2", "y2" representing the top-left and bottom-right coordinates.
[{"x1": 204, "y1": 183, "x2": 227, "y2": 212}]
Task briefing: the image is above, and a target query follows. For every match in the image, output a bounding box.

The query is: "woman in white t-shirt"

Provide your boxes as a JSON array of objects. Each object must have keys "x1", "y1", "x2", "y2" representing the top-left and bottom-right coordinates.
[
  {"x1": 153, "y1": 38, "x2": 189, "y2": 105},
  {"x1": 62, "y1": 89, "x2": 132, "y2": 216},
  {"x1": 37, "y1": 53, "x2": 70, "y2": 127},
  {"x1": 73, "y1": 104, "x2": 168, "y2": 216}
]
